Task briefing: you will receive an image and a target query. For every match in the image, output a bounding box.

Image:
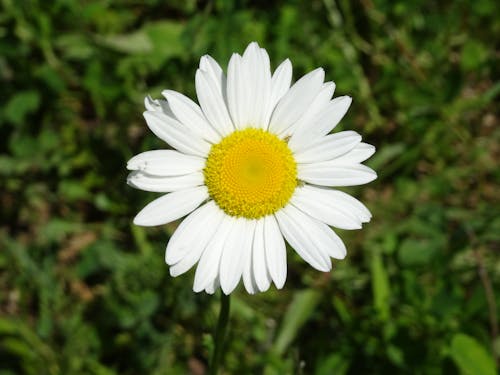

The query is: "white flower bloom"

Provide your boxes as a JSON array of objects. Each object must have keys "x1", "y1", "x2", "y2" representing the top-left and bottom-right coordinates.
[{"x1": 128, "y1": 42, "x2": 376, "y2": 295}]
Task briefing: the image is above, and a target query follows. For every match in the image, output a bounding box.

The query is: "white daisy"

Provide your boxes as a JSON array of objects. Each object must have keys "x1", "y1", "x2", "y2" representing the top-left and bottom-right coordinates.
[{"x1": 128, "y1": 42, "x2": 376, "y2": 295}]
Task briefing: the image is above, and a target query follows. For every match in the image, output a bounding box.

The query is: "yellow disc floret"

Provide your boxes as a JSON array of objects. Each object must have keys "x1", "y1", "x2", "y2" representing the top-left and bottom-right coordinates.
[{"x1": 204, "y1": 128, "x2": 297, "y2": 219}]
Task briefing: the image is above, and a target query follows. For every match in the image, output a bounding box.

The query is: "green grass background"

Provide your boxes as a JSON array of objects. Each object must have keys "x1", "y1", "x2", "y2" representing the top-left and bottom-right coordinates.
[{"x1": 1, "y1": 0, "x2": 499, "y2": 374}]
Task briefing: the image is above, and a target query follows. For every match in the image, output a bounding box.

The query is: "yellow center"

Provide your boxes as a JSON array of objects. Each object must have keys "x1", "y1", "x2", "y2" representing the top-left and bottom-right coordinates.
[{"x1": 204, "y1": 128, "x2": 297, "y2": 219}]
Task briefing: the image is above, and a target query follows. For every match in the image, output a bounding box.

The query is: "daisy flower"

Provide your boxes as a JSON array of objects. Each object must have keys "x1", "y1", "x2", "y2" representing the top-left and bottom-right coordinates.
[{"x1": 128, "y1": 42, "x2": 376, "y2": 295}]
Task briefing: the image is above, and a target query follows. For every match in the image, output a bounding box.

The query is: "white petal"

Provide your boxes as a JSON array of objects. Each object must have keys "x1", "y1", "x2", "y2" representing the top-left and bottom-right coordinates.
[
  {"x1": 166, "y1": 201, "x2": 222, "y2": 265},
  {"x1": 144, "y1": 95, "x2": 174, "y2": 116},
  {"x1": 236, "y1": 43, "x2": 273, "y2": 129},
  {"x1": 241, "y1": 43, "x2": 260, "y2": 127},
  {"x1": 144, "y1": 95, "x2": 161, "y2": 112},
  {"x1": 264, "y1": 215, "x2": 287, "y2": 289},
  {"x1": 255, "y1": 48, "x2": 273, "y2": 128},
  {"x1": 293, "y1": 131, "x2": 361, "y2": 163},
  {"x1": 289, "y1": 96, "x2": 352, "y2": 150},
  {"x1": 133, "y1": 186, "x2": 208, "y2": 227},
  {"x1": 294, "y1": 185, "x2": 371, "y2": 224},
  {"x1": 226, "y1": 53, "x2": 249, "y2": 129},
  {"x1": 309, "y1": 217, "x2": 347, "y2": 260},
  {"x1": 263, "y1": 59, "x2": 293, "y2": 126},
  {"x1": 269, "y1": 68, "x2": 325, "y2": 135},
  {"x1": 325, "y1": 188, "x2": 372, "y2": 222},
  {"x1": 291, "y1": 187, "x2": 362, "y2": 230},
  {"x1": 298, "y1": 163, "x2": 377, "y2": 186},
  {"x1": 252, "y1": 219, "x2": 272, "y2": 292},
  {"x1": 195, "y1": 69, "x2": 234, "y2": 136},
  {"x1": 193, "y1": 216, "x2": 234, "y2": 292},
  {"x1": 205, "y1": 276, "x2": 220, "y2": 295},
  {"x1": 143, "y1": 111, "x2": 210, "y2": 157},
  {"x1": 219, "y1": 218, "x2": 253, "y2": 294},
  {"x1": 127, "y1": 150, "x2": 205, "y2": 176},
  {"x1": 127, "y1": 171, "x2": 203, "y2": 193},
  {"x1": 242, "y1": 220, "x2": 259, "y2": 294},
  {"x1": 169, "y1": 205, "x2": 224, "y2": 277},
  {"x1": 281, "y1": 81, "x2": 335, "y2": 138},
  {"x1": 330, "y1": 142, "x2": 376, "y2": 164},
  {"x1": 199, "y1": 55, "x2": 224, "y2": 91},
  {"x1": 313, "y1": 95, "x2": 352, "y2": 136},
  {"x1": 275, "y1": 205, "x2": 331, "y2": 272},
  {"x1": 278, "y1": 204, "x2": 346, "y2": 262},
  {"x1": 162, "y1": 90, "x2": 221, "y2": 143},
  {"x1": 144, "y1": 95, "x2": 165, "y2": 114}
]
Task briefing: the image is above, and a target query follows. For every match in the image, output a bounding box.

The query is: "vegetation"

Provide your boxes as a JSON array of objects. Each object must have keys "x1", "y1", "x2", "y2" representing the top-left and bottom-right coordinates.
[{"x1": 1, "y1": 0, "x2": 498, "y2": 374}]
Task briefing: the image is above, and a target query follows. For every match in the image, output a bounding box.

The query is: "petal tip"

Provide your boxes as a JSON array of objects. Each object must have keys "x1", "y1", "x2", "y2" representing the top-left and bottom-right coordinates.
[
  {"x1": 126, "y1": 159, "x2": 137, "y2": 171},
  {"x1": 132, "y1": 214, "x2": 149, "y2": 227},
  {"x1": 275, "y1": 279, "x2": 286, "y2": 290},
  {"x1": 335, "y1": 252, "x2": 347, "y2": 260},
  {"x1": 281, "y1": 58, "x2": 292, "y2": 69},
  {"x1": 169, "y1": 267, "x2": 180, "y2": 277},
  {"x1": 161, "y1": 89, "x2": 174, "y2": 99}
]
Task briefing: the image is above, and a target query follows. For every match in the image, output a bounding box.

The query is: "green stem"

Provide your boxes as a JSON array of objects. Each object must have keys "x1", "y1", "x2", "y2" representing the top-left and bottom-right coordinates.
[{"x1": 209, "y1": 292, "x2": 231, "y2": 375}]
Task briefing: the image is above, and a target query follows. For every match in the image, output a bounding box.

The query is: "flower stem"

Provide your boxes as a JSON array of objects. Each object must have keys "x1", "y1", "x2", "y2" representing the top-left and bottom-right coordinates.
[{"x1": 209, "y1": 292, "x2": 231, "y2": 375}]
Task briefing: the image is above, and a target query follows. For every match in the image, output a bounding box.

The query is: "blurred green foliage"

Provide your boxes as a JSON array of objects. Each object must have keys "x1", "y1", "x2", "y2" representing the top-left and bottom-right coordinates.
[{"x1": 1, "y1": 0, "x2": 499, "y2": 374}]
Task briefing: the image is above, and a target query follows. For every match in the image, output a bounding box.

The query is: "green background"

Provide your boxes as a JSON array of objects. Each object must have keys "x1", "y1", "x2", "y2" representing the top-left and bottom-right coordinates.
[{"x1": 1, "y1": 0, "x2": 499, "y2": 374}]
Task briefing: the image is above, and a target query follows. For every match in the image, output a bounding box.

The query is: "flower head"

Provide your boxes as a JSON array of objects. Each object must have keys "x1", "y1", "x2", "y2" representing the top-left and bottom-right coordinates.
[{"x1": 128, "y1": 42, "x2": 376, "y2": 294}]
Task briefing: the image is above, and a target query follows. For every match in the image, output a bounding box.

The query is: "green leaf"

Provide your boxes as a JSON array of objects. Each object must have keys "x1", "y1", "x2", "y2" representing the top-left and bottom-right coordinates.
[
  {"x1": 58, "y1": 180, "x2": 91, "y2": 201},
  {"x1": 3, "y1": 90, "x2": 40, "y2": 125},
  {"x1": 386, "y1": 345, "x2": 404, "y2": 366},
  {"x1": 315, "y1": 353, "x2": 350, "y2": 375},
  {"x1": 398, "y1": 239, "x2": 437, "y2": 266},
  {"x1": 371, "y1": 251, "x2": 390, "y2": 320},
  {"x1": 461, "y1": 41, "x2": 489, "y2": 71},
  {"x1": 450, "y1": 334, "x2": 497, "y2": 375},
  {"x1": 97, "y1": 30, "x2": 153, "y2": 54},
  {"x1": 145, "y1": 21, "x2": 185, "y2": 60},
  {"x1": 56, "y1": 34, "x2": 94, "y2": 60},
  {"x1": 0, "y1": 318, "x2": 18, "y2": 335},
  {"x1": 272, "y1": 289, "x2": 321, "y2": 356},
  {"x1": 96, "y1": 21, "x2": 185, "y2": 62},
  {"x1": 367, "y1": 143, "x2": 405, "y2": 170}
]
